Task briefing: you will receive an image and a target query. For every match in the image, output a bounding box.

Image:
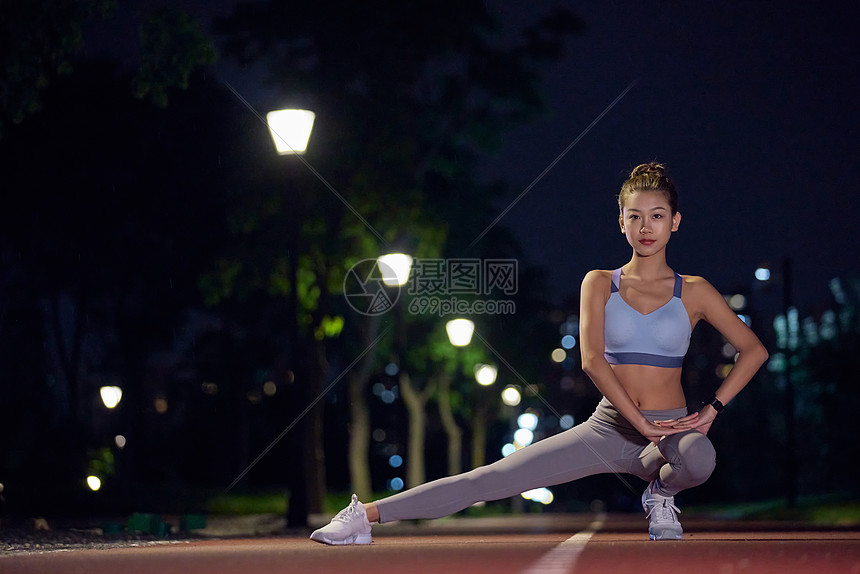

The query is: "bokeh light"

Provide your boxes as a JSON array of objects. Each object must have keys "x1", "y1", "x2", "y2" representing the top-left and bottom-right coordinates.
[
  {"x1": 501, "y1": 385, "x2": 521, "y2": 406},
  {"x1": 517, "y1": 412, "x2": 538, "y2": 430},
  {"x1": 513, "y1": 428, "x2": 534, "y2": 447}
]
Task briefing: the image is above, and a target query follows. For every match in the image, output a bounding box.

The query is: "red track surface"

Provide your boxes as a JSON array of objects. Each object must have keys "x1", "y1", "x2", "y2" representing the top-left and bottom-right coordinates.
[{"x1": 3, "y1": 515, "x2": 859, "y2": 574}]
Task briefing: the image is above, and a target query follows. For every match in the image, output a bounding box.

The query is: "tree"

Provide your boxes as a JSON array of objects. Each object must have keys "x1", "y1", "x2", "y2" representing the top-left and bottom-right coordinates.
[
  {"x1": 0, "y1": 1, "x2": 215, "y2": 138},
  {"x1": 216, "y1": 0, "x2": 581, "y2": 515},
  {"x1": 0, "y1": 63, "x2": 238, "y2": 512}
]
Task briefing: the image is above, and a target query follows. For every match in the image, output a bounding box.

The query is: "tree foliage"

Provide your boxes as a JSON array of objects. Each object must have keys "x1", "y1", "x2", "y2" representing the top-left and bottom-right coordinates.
[
  {"x1": 0, "y1": 0, "x2": 215, "y2": 137},
  {"x1": 212, "y1": 0, "x2": 581, "y2": 502}
]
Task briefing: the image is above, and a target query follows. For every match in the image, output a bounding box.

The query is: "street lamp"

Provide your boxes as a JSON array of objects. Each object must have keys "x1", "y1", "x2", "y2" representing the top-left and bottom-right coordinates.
[
  {"x1": 445, "y1": 318, "x2": 475, "y2": 347},
  {"x1": 266, "y1": 109, "x2": 315, "y2": 155},
  {"x1": 378, "y1": 253, "x2": 413, "y2": 286},
  {"x1": 501, "y1": 385, "x2": 522, "y2": 406},
  {"x1": 474, "y1": 363, "x2": 497, "y2": 386},
  {"x1": 267, "y1": 106, "x2": 319, "y2": 526},
  {"x1": 99, "y1": 386, "x2": 122, "y2": 409}
]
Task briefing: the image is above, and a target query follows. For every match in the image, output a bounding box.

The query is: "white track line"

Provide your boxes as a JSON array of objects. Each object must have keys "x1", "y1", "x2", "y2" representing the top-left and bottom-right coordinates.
[{"x1": 518, "y1": 513, "x2": 606, "y2": 574}]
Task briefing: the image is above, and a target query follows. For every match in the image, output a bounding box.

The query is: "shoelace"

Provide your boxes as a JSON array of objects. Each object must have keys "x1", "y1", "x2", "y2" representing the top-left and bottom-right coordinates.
[
  {"x1": 645, "y1": 498, "x2": 681, "y2": 523},
  {"x1": 334, "y1": 501, "x2": 360, "y2": 523}
]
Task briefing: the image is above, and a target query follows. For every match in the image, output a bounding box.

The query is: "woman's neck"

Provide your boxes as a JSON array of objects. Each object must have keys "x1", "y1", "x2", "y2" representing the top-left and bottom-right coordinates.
[{"x1": 623, "y1": 253, "x2": 672, "y2": 280}]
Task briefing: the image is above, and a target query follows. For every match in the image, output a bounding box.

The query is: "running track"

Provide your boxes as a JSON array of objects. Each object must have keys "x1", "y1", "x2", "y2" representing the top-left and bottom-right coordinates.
[{"x1": 3, "y1": 514, "x2": 858, "y2": 574}]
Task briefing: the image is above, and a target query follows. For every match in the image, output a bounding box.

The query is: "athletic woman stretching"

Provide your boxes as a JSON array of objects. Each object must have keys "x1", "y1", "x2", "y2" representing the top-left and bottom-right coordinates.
[{"x1": 311, "y1": 162, "x2": 769, "y2": 543}]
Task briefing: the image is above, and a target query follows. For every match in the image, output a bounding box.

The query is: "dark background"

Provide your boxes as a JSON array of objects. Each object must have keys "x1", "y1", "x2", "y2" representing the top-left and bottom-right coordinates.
[{"x1": 0, "y1": 0, "x2": 857, "y2": 525}]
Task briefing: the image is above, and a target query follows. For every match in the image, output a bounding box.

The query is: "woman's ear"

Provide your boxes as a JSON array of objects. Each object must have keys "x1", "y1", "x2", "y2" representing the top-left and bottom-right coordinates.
[
  {"x1": 619, "y1": 213, "x2": 626, "y2": 233},
  {"x1": 672, "y1": 211, "x2": 682, "y2": 232}
]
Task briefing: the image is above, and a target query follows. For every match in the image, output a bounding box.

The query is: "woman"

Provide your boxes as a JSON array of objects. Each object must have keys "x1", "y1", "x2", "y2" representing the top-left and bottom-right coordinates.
[{"x1": 310, "y1": 162, "x2": 768, "y2": 544}]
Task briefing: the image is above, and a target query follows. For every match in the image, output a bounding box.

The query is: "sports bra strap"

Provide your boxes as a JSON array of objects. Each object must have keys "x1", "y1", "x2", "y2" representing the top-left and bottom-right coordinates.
[
  {"x1": 611, "y1": 268, "x2": 682, "y2": 297},
  {"x1": 610, "y1": 268, "x2": 621, "y2": 293}
]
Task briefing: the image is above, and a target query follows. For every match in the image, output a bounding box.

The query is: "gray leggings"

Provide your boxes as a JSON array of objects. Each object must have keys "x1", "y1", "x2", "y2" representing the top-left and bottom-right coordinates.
[{"x1": 376, "y1": 398, "x2": 716, "y2": 523}]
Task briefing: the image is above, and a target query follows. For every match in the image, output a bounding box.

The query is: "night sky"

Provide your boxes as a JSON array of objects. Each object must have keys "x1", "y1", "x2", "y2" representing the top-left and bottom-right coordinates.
[
  {"x1": 90, "y1": 1, "x2": 858, "y2": 311},
  {"x1": 481, "y1": 1, "x2": 858, "y2": 311}
]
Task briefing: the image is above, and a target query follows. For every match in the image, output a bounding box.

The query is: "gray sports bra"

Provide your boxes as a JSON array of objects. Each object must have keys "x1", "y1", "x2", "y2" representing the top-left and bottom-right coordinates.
[{"x1": 604, "y1": 268, "x2": 691, "y2": 368}]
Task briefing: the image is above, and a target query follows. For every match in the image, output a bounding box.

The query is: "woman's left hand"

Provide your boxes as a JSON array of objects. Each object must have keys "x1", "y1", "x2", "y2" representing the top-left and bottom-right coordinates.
[{"x1": 654, "y1": 407, "x2": 717, "y2": 435}]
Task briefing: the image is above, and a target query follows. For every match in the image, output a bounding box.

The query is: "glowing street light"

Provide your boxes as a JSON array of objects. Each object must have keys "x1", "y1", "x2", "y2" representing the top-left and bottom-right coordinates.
[
  {"x1": 755, "y1": 267, "x2": 771, "y2": 282},
  {"x1": 501, "y1": 385, "x2": 522, "y2": 406},
  {"x1": 446, "y1": 318, "x2": 475, "y2": 347},
  {"x1": 474, "y1": 363, "x2": 497, "y2": 386},
  {"x1": 378, "y1": 253, "x2": 413, "y2": 286},
  {"x1": 99, "y1": 386, "x2": 122, "y2": 409},
  {"x1": 266, "y1": 109, "x2": 315, "y2": 155}
]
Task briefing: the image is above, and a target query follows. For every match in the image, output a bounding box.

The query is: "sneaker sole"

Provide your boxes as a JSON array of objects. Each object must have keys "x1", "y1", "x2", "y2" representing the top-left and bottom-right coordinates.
[
  {"x1": 649, "y1": 529, "x2": 683, "y2": 541},
  {"x1": 310, "y1": 532, "x2": 372, "y2": 545}
]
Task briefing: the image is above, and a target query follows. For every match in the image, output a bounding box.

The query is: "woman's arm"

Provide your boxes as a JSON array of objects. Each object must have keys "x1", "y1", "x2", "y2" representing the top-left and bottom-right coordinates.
[
  {"x1": 579, "y1": 270, "x2": 689, "y2": 440},
  {"x1": 685, "y1": 277, "x2": 769, "y2": 431}
]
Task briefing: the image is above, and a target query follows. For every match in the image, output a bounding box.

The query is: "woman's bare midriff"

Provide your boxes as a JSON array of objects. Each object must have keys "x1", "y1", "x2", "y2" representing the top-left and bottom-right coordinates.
[{"x1": 610, "y1": 364, "x2": 686, "y2": 410}]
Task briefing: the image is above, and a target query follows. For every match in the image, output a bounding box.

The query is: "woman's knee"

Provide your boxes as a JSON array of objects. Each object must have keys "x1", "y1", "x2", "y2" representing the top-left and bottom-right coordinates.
[
  {"x1": 680, "y1": 432, "x2": 716, "y2": 481},
  {"x1": 663, "y1": 431, "x2": 716, "y2": 482}
]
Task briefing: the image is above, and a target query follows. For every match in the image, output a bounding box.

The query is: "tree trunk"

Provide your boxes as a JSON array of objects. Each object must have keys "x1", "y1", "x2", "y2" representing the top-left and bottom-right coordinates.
[
  {"x1": 305, "y1": 336, "x2": 327, "y2": 515},
  {"x1": 347, "y1": 314, "x2": 381, "y2": 501},
  {"x1": 286, "y1": 249, "x2": 309, "y2": 528},
  {"x1": 348, "y1": 377, "x2": 372, "y2": 500},
  {"x1": 470, "y1": 401, "x2": 488, "y2": 469},
  {"x1": 400, "y1": 371, "x2": 433, "y2": 488},
  {"x1": 436, "y1": 372, "x2": 462, "y2": 476},
  {"x1": 48, "y1": 290, "x2": 87, "y2": 428}
]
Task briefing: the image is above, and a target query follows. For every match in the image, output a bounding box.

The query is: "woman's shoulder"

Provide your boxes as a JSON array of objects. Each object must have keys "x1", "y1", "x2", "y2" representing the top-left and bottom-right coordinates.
[
  {"x1": 679, "y1": 273, "x2": 717, "y2": 291},
  {"x1": 581, "y1": 270, "x2": 615, "y2": 303},
  {"x1": 679, "y1": 274, "x2": 725, "y2": 306},
  {"x1": 582, "y1": 269, "x2": 615, "y2": 287}
]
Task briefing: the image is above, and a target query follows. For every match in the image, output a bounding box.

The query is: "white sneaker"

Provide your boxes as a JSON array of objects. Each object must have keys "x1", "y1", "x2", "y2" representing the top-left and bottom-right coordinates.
[
  {"x1": 309, "y1": 494, "x2": 373, "y2": 545},
  {"x1": 641, "y1": 482, "x2": 683, "y2": 540}
]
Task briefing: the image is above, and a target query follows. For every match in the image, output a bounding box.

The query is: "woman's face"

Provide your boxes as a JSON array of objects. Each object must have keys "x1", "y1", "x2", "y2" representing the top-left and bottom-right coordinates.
[{"x1": 619, "y1": 190, "x2": 681, "y2": 256}]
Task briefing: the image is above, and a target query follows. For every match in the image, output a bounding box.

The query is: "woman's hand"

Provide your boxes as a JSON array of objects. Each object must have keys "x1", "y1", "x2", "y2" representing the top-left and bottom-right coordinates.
[
  {"x1": 635, "y1": 418, "x2": 689, "y2": 445},
  {"x1": 654, "y1": 407, "x2": 718, "y2": 436}
]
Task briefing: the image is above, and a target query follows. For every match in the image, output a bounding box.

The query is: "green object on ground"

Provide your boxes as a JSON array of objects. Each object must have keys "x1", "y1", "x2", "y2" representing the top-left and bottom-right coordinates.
[
  {"x1": 127, "y1": 512, "x2": 172, "y2": 536},
  {"x1": 180, "y1": 513, "x2": 207, "y2": 531}
]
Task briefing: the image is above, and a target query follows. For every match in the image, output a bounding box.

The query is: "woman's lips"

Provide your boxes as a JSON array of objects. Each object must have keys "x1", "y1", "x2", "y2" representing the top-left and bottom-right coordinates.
[{"x1": 639, "y1": 239, "x2": 656, "y2": 245}]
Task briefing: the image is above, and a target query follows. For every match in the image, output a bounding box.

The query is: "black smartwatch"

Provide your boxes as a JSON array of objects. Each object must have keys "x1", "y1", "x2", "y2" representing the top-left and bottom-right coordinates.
[{"x1": 704, "y1": 394, "x2": 724, "y2": 414}]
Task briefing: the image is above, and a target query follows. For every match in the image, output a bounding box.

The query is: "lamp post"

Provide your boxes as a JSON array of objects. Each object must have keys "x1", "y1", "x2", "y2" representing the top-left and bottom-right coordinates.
[
  {"x1": 471, "y1": 363, "x2": 497, "y2": 469},
  {"x1": 440, "y1": 319, "x2": 474, "y2": 475},
  {"x1": 756, "y1": 257, "x2": 796, "y2": 507},
  {"x1": 267, "y1": 107, "x2": 317, "y2": 526}
]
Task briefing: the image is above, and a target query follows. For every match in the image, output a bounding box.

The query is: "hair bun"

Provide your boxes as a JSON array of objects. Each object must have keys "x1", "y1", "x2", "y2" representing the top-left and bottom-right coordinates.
[{"x1": 630, "y1": 162, "x2": 666, "y2": 178}]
